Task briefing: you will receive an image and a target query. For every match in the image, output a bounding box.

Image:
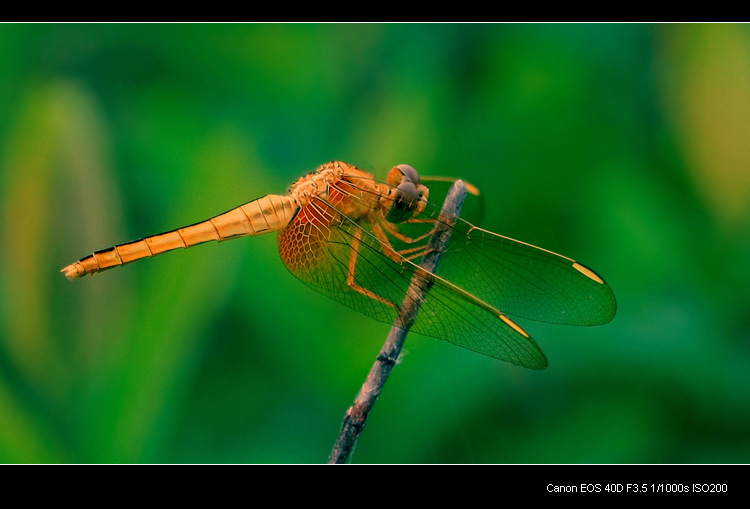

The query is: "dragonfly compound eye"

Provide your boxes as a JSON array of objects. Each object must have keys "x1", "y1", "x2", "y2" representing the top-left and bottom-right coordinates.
[
  {"x1": 395, "y1": 164, "x2": 420, "y2": 186},
  {"x1": 386, "y1": 180, "x2": 419, "y2": 223},
  {"x1": 387, "y1": 164, "x2": 421, "y2": 188}
]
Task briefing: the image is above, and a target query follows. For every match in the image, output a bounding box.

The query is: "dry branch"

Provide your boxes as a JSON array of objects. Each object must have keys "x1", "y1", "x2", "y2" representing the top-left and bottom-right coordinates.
[{"x1": 328, "y1": 180, "x2": 468, "y2": 464}]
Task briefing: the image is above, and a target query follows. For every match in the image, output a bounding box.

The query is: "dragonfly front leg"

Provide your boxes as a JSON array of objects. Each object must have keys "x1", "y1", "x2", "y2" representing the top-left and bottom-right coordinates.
[{"x1": 347, "y1": 227, "x2": 399, "y2": 312}]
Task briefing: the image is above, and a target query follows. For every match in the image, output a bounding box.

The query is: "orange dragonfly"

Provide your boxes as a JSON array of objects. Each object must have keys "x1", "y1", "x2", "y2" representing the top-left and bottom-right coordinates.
[{"x1": 62, "y1": 161, "x2": 616, "y2": 369}]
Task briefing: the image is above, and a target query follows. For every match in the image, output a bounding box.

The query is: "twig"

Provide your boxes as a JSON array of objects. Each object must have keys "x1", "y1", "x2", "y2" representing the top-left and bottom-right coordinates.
[{"x1": 327, "y1": 180, "x2": 468, "y2": 464}]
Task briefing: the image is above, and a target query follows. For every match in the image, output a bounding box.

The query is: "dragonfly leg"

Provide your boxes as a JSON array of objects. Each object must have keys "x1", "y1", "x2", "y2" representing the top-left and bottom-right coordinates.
[
  {"x1": 382, "y1": 220, "x2": 436, "y2": 245},
  {"x1": 398, "y1": 244, "x2": 431, "y2": 262},
  {"x1": 371, "y1": 222, "x2": 436, "y2": 263},
  {"x1": 371, "y1": 223, "x2": 403, "y2": 263},
  {"x1": 379, "y1": 220, "x2": 440, "y2": 262},
  {"x1": 405, "y1": 217, "x2": 438, "y2": 225},
  {"x1": 347, "y1": 228, "x2": 399, "y2": 311}
]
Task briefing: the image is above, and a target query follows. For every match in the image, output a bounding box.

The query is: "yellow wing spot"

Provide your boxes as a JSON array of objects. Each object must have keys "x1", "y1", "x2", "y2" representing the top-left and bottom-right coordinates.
[
  {"x1": 572, "y1": 262, "x2": 604, "y2": 284},
  {"x1": 500, "y1": 314, "x2": 530, "y2": 338}
]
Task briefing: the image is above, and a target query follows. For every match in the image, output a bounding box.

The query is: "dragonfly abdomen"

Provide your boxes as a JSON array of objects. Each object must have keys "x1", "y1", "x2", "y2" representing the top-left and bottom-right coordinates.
[{"x1": 62, "y1": 194, "x2": 298, "y2": 279}]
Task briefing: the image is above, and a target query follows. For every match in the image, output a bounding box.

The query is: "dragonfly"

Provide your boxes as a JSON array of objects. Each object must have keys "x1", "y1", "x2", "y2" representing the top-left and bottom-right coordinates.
[{"x1": 62, "y1": 161, "x2": 616, "y2": 369}]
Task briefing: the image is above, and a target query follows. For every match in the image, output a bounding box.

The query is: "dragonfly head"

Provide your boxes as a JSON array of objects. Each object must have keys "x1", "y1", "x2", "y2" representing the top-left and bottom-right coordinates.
[{"x1": 385, "y1": 164, "x2": 429, "y2": 224}]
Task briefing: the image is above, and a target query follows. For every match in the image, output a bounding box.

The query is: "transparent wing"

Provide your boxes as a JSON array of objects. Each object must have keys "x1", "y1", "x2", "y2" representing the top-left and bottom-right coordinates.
[
  {"x1": 276, "y1": 171, "x2": 615, "y2": 369},
  {"x1": 394, "y1": 198, "x2": 617, "y2": 327},
  {"x1": 278, "y1": 198, "x2": 548, "y2": 369},
  {"x1": 434, "y1": 220, "x2": 617, "y2": 326}
]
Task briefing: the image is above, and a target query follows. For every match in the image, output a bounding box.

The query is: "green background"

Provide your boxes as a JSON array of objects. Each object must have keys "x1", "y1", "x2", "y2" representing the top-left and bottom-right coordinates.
[{"x1": 1, "y1": 23, "x2": 749, "y2": 464}]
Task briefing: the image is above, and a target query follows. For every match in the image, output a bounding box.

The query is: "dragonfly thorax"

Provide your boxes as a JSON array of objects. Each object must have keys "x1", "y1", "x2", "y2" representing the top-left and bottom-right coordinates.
[{"x1": 289, "y1": 165, "x2": 343, "y2": 208}]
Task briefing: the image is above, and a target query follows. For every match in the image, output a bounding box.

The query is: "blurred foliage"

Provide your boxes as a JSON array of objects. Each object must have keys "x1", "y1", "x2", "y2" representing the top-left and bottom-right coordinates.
[{"x1": 1, "y1": 23, "x2": 749, "y2": 463}]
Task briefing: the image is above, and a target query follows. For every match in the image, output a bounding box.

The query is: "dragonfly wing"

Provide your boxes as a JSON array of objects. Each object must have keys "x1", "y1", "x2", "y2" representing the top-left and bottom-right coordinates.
[
  {"x1": 390, "y1": 195, "x2": 617, "y2": 326},
  {"x1": 278, "y1": 201, "x2": 548, "y2": 369},
  {"x1": 278, "y1": 202, "x2": 402, "y2": 325},
  {"x1": 413, "y1": 275, "x2": 547, "y2": 369},
  {"x1": 436, "y1": 219, "x2": 617, "y2": 326}
]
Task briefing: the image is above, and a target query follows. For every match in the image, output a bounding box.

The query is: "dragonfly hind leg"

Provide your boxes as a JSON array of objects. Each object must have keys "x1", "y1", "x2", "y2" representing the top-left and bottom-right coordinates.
[
  {"x1": 347, "y1": 228, "x2": 399, "y2": 312},
  {"x1": 345, "y1": 219, "x2": 437, "y2": 314}
]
